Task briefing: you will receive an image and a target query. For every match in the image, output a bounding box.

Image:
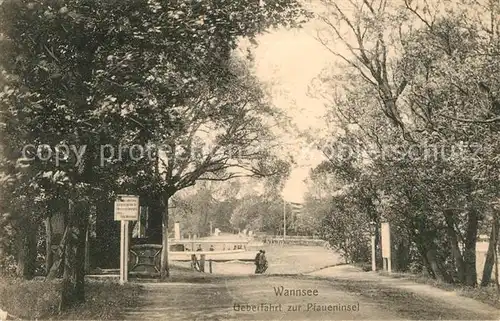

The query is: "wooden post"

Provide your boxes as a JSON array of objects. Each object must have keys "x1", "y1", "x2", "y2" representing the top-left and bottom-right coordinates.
[
  {"x1": 371, "y1": 234, "x2": 376, "y2": 271},
  {"x1": 119, "y1": 221, "x2": 126, "y2": 284},
  {"x1": 115, "y1": 195, "x2": 138, "y2": 283},
  {"x1": 119, "y1": 220, "x2": 130, "y2": 284},
  {"x1": 209, "y1": 259, "x2": 213, "y2": 274},
  {"x1": 45, "y1": 217, "x2": 53, "y2": 274},
  {"x1": 191, "y1": 254, "x2": 197, "y2": 271},
  {"x1": 84, "y1": 228, "x2": 90, "y2": 274},
  {"x1": 125, "y1": 220, "x2": 129, "y2": 279},
  {"x1": 200, "y1": 254, "x2": 205, "y2": 272}
]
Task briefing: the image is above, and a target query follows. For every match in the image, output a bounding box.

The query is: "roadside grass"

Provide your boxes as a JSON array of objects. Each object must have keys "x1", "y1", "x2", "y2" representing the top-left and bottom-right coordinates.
[
  {"x1": 0, "y1": 276, "x2": 143, "y2": 320},
  {"x1": 349, "y1": 261, "x2": 500, "y2": 309},
  {"x1": 379, "y1": 271, "x2": 500, "y2": 309},
  {"x1": 0, "y1": 276, "x2": 59, "y2": 319},
  {"x1": 319, "y1": 278, "x2": 494, "y2": 320},
  {"x1": 352, "y1": 262, "x2": 372, "y2": 271}
]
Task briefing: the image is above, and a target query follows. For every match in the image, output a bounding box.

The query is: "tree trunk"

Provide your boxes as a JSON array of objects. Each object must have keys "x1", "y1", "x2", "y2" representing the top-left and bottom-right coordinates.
[
  {"x1": 425, "y1": 248, "x2": 441, "y2": 280},
  {"x1": 481, "y1": 213, "x2": 498, "y2": 286},
  {"x1": 73, "y1": 207, "x2": 89, "y2": 304},
  {"x1": 425, "y1": 247, "x2": 453, "y2": 283},
  {"x1": 95, "y1": 201, "x2": 119, "y2": 268},
  {"x1": 375, "y1": 221, "x2": 383, "y2": 268},
  {"x1": 416, "y1": 233, "x2": 453, "y2": 283},
  {"x1": 421, "y1": 251, "x2": 435, "y2": 277},
  {"x1": 444, "y1": 210, "x2": 466, "y2": 283},
  {"x1": 47, "y1": 224, "x2": 70, "y2": 280},
  {"x1": 59, "y1": 222, "x2": 77, "y2": 311},
  {"x1": 59, "y1": 200, "x2": 82, "y2": 312},
  {"x1": 395, "y1": 237, "x2": 410, "y2": 272},
  {"x1": 160, "y1": 195, "x2": 170, "y2": 280},
  {"x1": 17, "y1": 218, "x2": 37, "y2": 280},
  {"x1": 85, "y1": 228, "x2": 90, "y2": 274},
  {"x1": 203, "y1": 211, "x2": 210, "y2": 237},
  {"x1": 463, "y1": 208, "x2": 479, "y2": 286},
  {"x1": 412, "y1": 223, "x2": 441, "y2": 279},
  {"x1": 495, "y1": 238, "x2": 499, "y2": 292},
  {"x1": 45, "y1": 217, "x2": 53, "y2": 275}
]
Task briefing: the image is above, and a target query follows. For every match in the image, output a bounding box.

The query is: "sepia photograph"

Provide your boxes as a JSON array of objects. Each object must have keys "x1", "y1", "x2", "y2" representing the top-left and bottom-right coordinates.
[{"x1": 0, "y1": 0, "x2": 500, "y2": 320}]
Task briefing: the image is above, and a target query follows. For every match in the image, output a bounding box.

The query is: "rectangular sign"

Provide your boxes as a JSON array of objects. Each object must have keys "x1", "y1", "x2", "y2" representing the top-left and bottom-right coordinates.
[
  {"x1": 114, "y1": 195, "x2": 139, "y2": 221},
  {"x1": 381, "y1": 222, "x2": 391, "y2": 258}
]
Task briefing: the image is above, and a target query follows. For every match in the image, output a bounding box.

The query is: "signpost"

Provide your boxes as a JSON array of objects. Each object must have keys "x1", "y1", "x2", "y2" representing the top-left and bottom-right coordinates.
[
  {"x1": 381, "y1": 222, "x2": 391, "y2": 273},
  {"x1": 369, "y1": 221, "x2": 376, "y2": 271},
  {"x1": 114, "y1": 195, "x2": 139, "y2": 284}
]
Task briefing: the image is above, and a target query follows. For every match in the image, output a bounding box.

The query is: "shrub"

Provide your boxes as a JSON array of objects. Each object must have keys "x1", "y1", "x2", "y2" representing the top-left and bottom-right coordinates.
[
  {"x1": 0, "y1": 277, "x2": 143, "y2": 319},
  {"x1": 0, "y1": 277, "x2": 59, "y2": 319}
]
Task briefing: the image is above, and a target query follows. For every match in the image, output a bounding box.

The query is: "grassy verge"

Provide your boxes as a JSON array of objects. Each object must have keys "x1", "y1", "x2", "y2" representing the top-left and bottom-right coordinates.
[
  {"x1": 0, "y1": 277, "x2": 143, "y2": 320},
  {"x1": 352, "y1": 261, "x2": 372, "y2": 271},
  {"x1": 379, "y1": 270, "x2": 500, "y2": 309},
  {"x1": 320, "y1": 278, "x2": 491, "y2": 320}
]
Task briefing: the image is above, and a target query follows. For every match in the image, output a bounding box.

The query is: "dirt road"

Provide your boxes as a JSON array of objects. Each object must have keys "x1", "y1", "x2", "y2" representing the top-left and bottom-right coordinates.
[
  {"x1": 122, "y1": 246, "x2": 500, "y2": 320},
  {"x1": 122, "y1": 272, "x2": 499, "y2": 320},
  {"x1": 124, "y1": 275, "x2": 396, "y2": 320}
]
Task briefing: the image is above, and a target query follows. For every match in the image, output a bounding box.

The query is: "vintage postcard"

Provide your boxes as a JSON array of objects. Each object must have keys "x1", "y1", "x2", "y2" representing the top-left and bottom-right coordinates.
[{"x1": 0, "y1": 0, "x2": 500, "y2": 320}]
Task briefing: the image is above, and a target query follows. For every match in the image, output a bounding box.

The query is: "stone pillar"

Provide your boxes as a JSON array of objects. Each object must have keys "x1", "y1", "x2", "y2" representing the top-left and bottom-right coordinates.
[{"x1": 174, "y1": 222, "x2": 180, "y2": 240}]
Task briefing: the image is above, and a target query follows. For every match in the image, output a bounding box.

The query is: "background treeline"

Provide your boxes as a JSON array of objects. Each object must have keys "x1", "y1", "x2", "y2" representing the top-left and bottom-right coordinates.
[{"x1": 299, "y1": 0, "x2": 500, "y2": 288}]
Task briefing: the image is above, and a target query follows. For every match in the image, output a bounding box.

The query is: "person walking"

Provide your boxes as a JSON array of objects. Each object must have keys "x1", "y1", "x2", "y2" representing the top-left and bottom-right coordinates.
[
  {"x1": 254, "y1": 250, "x2": 262, "y2": 274},
  {"x1": 191, "y1": 254, "x2": 199, "y2": 271},
  {"x1": 258, "y1": 250, "x2": 268, "y2": 273}
]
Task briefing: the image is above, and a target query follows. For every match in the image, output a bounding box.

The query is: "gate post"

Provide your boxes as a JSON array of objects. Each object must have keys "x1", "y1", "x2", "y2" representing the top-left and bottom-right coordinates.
[{"x1": 200, "y1": 254, "x2": 205, "y2": 272}]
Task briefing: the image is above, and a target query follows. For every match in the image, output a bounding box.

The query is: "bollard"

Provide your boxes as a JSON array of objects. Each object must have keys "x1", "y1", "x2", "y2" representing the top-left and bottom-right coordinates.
[
  {"x1": 191, "y1": 254, "x2": 198, "y2": 271},
  {"x1": 209, "y1": 259, "x2": 213, "y2": 274}
]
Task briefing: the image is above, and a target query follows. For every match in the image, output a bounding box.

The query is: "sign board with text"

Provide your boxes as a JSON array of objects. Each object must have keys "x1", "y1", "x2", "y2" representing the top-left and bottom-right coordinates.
[{"x1": 114, "y1": 195, "x2": 139, "y2": 221}]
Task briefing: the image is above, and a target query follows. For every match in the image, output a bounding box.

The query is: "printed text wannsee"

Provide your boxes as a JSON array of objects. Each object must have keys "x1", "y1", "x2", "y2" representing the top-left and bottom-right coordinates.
[{"x1": 273, "y1": 286, "x2": 319, "y2": 296}]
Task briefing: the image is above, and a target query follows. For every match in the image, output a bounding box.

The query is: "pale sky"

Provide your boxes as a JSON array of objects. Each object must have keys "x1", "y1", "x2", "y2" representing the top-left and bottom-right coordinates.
[
  {"x1": 178, "y1": 17, "x2": 335, "y2": 203},
  {"x1": 248, "y1": 15, "x2": 335, "y2": 203},
  {"x1": 189, "y1": 0, "x2": 485, "y2": 202}
]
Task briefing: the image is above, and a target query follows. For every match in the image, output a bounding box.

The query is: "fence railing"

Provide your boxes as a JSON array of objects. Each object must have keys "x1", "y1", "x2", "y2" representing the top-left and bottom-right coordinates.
[
  {"x1": 254, "y1": 235, "x2": 321, "y2": 240},
  {"x1": 261, "y1": 237, "x2": 331, "y2": 249}
]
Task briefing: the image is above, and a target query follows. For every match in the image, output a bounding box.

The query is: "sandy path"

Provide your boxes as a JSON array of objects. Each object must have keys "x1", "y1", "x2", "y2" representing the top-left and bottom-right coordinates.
[{"x1": 122, "y1": 246, "x2": 499, "y2": 320}]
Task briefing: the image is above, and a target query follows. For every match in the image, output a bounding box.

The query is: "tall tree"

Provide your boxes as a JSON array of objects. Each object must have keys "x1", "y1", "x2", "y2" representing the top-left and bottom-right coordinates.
[
  {"x1": 310, "y1": 0, "x2": 500, "y2": 285},
  {"x1": 0, "y1": 0, "x2": 309, "y2": 306}
]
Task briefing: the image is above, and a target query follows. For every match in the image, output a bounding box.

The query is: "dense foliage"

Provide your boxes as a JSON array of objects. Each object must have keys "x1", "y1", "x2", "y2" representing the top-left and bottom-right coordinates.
[
  {"x1": 304, "y1": 0, "x2": 500, "y2": 286},
  {"x1": 0, "y1": 0, "x2": 308, "y2": 310}
]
